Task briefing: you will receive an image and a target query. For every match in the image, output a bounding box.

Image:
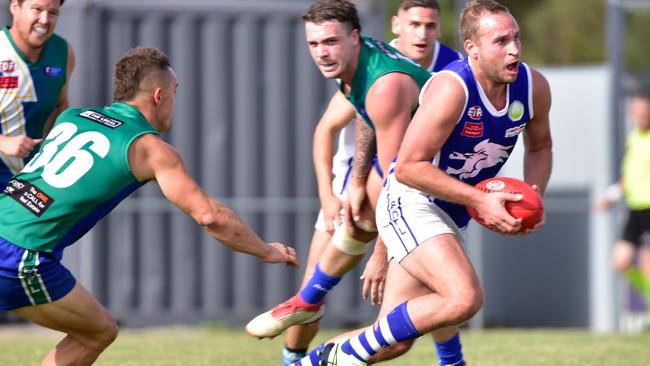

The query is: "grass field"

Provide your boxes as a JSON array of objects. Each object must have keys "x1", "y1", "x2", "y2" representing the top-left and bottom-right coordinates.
[{"x1": 1, "y1": 325, "x2": 650, "y2": 365}]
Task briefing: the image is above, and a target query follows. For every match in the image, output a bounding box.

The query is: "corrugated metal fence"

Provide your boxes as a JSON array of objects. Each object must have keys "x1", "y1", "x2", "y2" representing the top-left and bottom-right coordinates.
[
  {"x1": 0, "y1": 1, "x2": 611, "y2": 331},
  {"x1": 0, "y1": 0, "x2": 386, "y2": 326}
]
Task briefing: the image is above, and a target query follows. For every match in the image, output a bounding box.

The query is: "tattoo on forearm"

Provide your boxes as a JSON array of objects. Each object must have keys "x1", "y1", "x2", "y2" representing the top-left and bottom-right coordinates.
[{"x1": 352, "y1": 115, "x2": 376, "y2": 180}]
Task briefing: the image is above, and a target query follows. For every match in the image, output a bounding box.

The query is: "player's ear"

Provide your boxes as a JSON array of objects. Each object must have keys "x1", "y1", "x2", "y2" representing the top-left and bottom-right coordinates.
[
  {"x1": 153, "y1": 87, "x2": 163, "y2": 106},
  {"x1": 350, "y1": 28, "x2": 360, "y2": 45},
  {"x1": 464, "y1": 38, "x2": 478, "y2": 58},
  {"x1": 391, "y1": 16, "x2": 400, "y2": 35},
  {"x1": 9, "y1": 0, "x2": 20, "y2": 16}
]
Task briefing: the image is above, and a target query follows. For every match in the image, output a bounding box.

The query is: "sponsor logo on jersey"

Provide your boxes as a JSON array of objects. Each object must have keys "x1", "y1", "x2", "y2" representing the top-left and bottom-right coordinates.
[
  {"x1": 44, "y1": 66, "x2": 63, "y2": 77},
  {"x1": 445, "y1": 139, "x2": 513, "y2": 180},
  {"x1": 467, "y1": 105, "x2": 482, "y2": 120},
  {"x1": 0, "y1": 60, "x2": 15, "y2": 73},
  {"x1": 505, "y1": 123, "x2": 527, "y2": 138},
  {"x1": 0, "y1": 75, "x2": 18, "y2": 89},
  {"x1": 79, "y1": 110, "x2": 124, "y2": 129},
  {"x1": 508, "y1": 100, "x2": 524, "y2": 122},
  {"x1": 460, "y1": 122, "x2": 483, "y2": 138},
  {"x1": 4, "y1": 179, "x2": 54, "y2": 217}
]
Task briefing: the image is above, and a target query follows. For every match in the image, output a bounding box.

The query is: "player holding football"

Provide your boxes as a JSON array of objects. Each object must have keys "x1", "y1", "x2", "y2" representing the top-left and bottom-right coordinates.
[
  {"x1": 276, "y1": 1, "x2": 464, "y2": 365},
  {"x1": 293, "y1": 0, "x2": 553, "y2": 364},
  {"x1": 247, "y1": 0, "x2": 445, "y2": 359}
]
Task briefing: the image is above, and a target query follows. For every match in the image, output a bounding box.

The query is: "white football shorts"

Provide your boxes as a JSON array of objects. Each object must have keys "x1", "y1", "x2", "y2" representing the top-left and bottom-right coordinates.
[{"x1": 376, "y1": 170, "x2": 465, "y2": 262}]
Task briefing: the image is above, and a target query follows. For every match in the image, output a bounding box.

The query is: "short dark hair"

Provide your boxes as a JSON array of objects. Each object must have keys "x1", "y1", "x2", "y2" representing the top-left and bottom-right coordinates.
[
  {"x1": 113, "y1": 47, "x2": 172, "y2": 102},
  {"x1": 302, "y1": 0, "x2": 361, "y2": 33},
  {"x1": 399, "y1": 0, "x2": 440, "y2": 12},
  {"x1": 459, "y1": 0, "x2": 510, "y2": 42}
]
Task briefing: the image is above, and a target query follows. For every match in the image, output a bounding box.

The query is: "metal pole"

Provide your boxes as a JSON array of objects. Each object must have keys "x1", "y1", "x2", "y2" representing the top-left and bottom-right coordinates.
[{"x1": 588, "y1": 0, "x2": 625, "y2": 333}]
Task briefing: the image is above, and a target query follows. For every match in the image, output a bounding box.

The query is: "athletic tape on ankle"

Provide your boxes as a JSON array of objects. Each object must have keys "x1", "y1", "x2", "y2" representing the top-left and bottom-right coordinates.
[{"x1": 332, "y1": 225, "x2": 372, "y2": 255}]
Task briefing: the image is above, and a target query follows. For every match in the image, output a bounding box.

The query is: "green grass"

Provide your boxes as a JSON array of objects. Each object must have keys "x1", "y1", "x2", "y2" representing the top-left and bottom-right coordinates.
[{"x1": 1, "y1": 325, "x2": 650, "y2": 365}]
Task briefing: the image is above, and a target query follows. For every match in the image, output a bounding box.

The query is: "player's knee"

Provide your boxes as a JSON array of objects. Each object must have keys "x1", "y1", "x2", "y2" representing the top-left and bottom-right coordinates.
[
  {"x1": 448, "y1": 286, "x2": 484, "y2": 324},
  {"x1": 83, "y1": 315, "x2": 119, "y2": 352},
  {"x1": 331, "y1": 225, "x2": 373, "y2": 255}
]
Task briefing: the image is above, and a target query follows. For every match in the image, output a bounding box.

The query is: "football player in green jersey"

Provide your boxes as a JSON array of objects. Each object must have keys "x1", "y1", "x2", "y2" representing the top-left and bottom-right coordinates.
[
  {"x1": 274, "y1": 1, "x2": 466, "y2": 365},
  {"x1": 0, "y1": 46, "x2": 299, "y2": 366},
  {"x1": 246, "y1": 0, "x2": 433, "y2": 357},
  {"x1": 0, "y1": 0, "x2": 75, "y2": 189}
]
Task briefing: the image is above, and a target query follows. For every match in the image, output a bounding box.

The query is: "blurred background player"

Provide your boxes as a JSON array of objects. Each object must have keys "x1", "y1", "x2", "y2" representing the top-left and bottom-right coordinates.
[
  {"x1": 595, "y1": 86, "x2": 650, "y2": 318},
  {"x1": 0, "y1": 0, "x2": 74, "y2": 189},
  {"x1": 388, "y1": 0, "x2": 461, "y2": 73},
  {"x1": 294, "y1": 0, "x2": 553, "y2": 364},
  {"x1": 278, "y1": 1, "x2": 465, "y2": 365},
  {"x1": 0, "y1": 46, "x2": 298, "y2": 366}
]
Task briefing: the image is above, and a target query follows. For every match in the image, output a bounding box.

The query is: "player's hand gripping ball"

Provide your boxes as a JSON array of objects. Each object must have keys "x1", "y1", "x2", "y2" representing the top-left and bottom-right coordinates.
[{"x1": 467, "y1": 177, "x2": 544, "y2": 232}]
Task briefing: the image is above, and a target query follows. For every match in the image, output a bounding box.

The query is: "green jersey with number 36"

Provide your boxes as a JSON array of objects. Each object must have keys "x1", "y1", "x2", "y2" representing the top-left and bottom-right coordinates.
[{"x1": 0, "y1": 103, "x2": 158, "y2": 255}]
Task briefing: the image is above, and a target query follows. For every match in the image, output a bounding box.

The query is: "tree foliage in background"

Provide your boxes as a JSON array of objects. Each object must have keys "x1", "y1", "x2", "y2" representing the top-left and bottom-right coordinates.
[
  {"x1": 385, "y1": 0, "x2": 649, "y2": 69},
  {"x1": 625, "y1": 10, "x2": 650, "y2": 70}
]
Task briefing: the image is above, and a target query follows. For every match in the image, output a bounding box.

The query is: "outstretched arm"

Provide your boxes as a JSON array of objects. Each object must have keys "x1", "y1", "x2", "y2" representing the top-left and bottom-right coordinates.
[{"x1": 129, "y1": 134, "x2": 299, "y2": 266}]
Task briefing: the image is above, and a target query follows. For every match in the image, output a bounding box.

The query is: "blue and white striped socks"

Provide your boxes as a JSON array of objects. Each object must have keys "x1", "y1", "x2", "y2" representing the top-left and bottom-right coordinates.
[{"x1": 342, "y1": 301, "x2": 421, "y2": 361}]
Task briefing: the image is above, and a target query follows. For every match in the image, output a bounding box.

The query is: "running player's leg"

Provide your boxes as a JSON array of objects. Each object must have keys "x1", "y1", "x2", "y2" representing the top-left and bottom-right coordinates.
[
  {"x1": 615, "y1": 211, "x2": 647, "y2": 294},
  {"x1": 12, "y1": 282, "x2": 118, "y2": 366},
  {"x1": 298, "y1": 173, "x2": 480, "y2": 365},
  {"x1": 317, "y1": 169, "x2": 384, "y2": 278},
  {"x1": 0, "y1": 239, "x2": 118, "y2": 365},
  {"x1": 314, "y1": 234, "x2": 481, "y2": 365},
  {"x1": 247, "y1": 172, "x2": 380, "y2": 339},
  {"x1": 368, "y1": 262, "x2": 463, "y2": 365},
  {"x1": 299, "y1": 260, "x2": 463, "y2": 365},
  {"x1": 283, "y1": 227, "x2": 333, "y2": 365}
]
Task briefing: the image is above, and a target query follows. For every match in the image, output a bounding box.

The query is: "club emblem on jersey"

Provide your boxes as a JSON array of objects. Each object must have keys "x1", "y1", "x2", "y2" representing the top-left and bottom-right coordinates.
[
  {"x1": 445, "y1": 139, "x2": 513, "y2": 180},
  {"x1": 467, "y1": 105, "x2": 482, "y2": 120},
  {"x1": 508, "y1": 100, "x2": 524, "y2": 122},
  {"x1": 0, "y1": 60, "x2": 15, "y2": 73},
  {"x1": 460, "y1": 122, "x2": 483, "y2": 138},
  {"x1": 44, "y1": 66, "x2": 63, "y2": 77}
]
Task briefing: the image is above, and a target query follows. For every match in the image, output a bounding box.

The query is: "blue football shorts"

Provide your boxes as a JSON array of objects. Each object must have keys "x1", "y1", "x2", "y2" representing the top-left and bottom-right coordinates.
[{"x1": 0, "y1": 237, "x2": 76, "y2": 310}]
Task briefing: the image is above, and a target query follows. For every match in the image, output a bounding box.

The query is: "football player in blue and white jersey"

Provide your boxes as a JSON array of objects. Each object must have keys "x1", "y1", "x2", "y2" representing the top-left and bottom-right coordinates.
[
  {"x1": 252, "y1": 1, "x2": 466, "y2": 365},
  {"x1": 294, "y1": 1, "x2": 552, "y2": 365}
]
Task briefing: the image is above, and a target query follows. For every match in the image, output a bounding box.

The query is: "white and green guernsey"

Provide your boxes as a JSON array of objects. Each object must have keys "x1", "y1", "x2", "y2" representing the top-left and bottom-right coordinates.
[{"x1": 0, "y1": 27, "x2": 69, "y2": 182}]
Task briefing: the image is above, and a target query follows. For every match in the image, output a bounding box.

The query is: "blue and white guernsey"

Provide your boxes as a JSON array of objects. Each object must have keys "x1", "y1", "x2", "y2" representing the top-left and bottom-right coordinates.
[
  {"x1": 389, "y1": 39, "x2": 462, "y2": 73},
  {"x1": 430, "y1": 42, "x2": 463, "y2": 72},
  {"x1": 429, "y1": 57, "x2": 533, "y2": 228}
]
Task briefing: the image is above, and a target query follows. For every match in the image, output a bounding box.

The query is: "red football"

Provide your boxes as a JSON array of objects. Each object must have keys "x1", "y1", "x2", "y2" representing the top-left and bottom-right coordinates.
[{"x1": 467, "y1": 177, "x2": 544, "y2": 232}]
